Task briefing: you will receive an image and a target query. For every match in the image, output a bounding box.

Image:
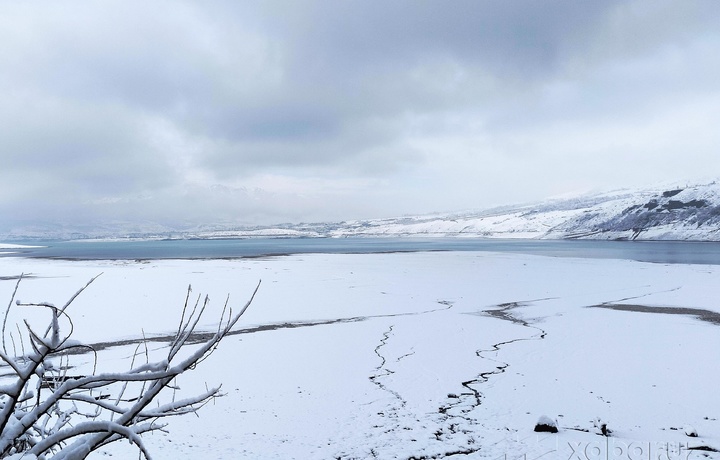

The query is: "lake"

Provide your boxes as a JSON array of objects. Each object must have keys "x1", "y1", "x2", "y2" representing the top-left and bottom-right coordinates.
[{"x1": 3, "y1": 237, "x2": 720, "y2": 265}]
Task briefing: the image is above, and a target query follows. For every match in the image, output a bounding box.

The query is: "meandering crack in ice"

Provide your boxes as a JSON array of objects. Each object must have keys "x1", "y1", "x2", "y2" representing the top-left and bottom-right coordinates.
[
  {"x1": 588, "y1": 286, "x2": 681, "y2": 307},
  {"x1": 332, "y1": 299, "x2": 549, "y2": 460},
  {"x1": 352, "y1": 298, "x2": 541, "y2": 460},
  {"x1": 369, "y1": 325, "x2": 405, "y2": 405},
  {"x1": 329, "y1": 300, "x2": 464, "y2": 459},
  {"x1": 424, "y1": 301, "x2": 549, "y2": 458},
  {"x1": 350, "y1": 301, "x2": 457, "y2": 459}
]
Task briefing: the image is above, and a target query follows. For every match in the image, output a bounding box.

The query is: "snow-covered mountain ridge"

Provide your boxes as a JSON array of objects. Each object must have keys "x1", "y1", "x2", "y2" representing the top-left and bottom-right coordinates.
[
  {"x1": 318, "y1": 181, "x2": 720, "y2": 241},
  {"x1": 5, "y1": 181, "x2": 720, "y2": 241},
  {"x1": 191, "y1": 180, "x2": 720, "y2": 241}
]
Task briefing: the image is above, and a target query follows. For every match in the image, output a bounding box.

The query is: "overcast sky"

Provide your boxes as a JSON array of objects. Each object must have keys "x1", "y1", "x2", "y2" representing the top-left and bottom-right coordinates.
[{"x1": 2, "y1": 1, "x2": 719, "y2": 232}]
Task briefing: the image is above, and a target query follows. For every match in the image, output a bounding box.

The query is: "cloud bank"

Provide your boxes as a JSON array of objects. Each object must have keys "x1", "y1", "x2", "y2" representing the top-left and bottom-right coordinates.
[{"x1": 1, "y1": 1, "x2": 719, "y2": 233}]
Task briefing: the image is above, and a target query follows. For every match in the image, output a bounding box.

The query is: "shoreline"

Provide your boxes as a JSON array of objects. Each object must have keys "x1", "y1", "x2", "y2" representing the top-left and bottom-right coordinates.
[{"x1": 3, "y1": 238, "x2": 720, "y2": 266}]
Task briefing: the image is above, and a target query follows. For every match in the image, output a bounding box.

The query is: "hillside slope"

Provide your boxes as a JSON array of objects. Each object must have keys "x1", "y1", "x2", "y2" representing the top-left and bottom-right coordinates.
[
  {"x1": 316, "y1": 182, "x2": 720, "y2": 241},
  {"x1": 6, "y1": 182, "x2": 720, "y2": 242},
  {"x1": 278, "y1": 181, "x2": 720, "y2": 241}
]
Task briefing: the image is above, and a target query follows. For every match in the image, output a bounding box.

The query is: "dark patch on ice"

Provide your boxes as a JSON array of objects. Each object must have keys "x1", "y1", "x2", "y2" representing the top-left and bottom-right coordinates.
[
  {"x1": 688, "y1": 446, "x2": 719, "y2": 453},
  {"x1": 54, "y1": 316, "x2": 369, "y2": 354},
  {"x1": 564, "y1": 426, "x2": 590, "y2": 433},
  {"x1": 474, "y1": 297, "x2": 555, "y2": 326},
  {"x1": 590, "y1": 304, "x2": 720, "y2": 326},
  {"x1": 0, "y1": 274, "x2": 38, "y2": 280},
  {"x1": 479, "y1": 302, "x2": 531, "y2": 326},
  {"x1": 49, "y1": 301, "x2": 455, "y2": 356},
  {"x1": 407, "y1": 447, "x2": 482, "y2": 459}
]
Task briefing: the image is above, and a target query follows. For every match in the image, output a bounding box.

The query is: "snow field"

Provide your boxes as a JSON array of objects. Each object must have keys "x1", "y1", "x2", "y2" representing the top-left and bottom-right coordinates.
[{"x1": 0, "y1": 252, "x2": 718, "y2": 459}]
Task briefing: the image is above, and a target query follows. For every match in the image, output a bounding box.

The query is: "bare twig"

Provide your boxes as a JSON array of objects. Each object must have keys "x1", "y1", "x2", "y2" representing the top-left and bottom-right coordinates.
[
  {"x1": 0, "y1": 277, "x2": 261, "y2": 459},
  {"x1": 2, "y1": 273, "x2": 23, "y2": 354}
]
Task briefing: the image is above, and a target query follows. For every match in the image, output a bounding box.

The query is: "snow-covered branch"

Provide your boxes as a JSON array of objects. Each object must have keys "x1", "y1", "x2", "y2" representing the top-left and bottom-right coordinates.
[{"x1": 0, "y1": 276, "x2": 260, "y2": 459}]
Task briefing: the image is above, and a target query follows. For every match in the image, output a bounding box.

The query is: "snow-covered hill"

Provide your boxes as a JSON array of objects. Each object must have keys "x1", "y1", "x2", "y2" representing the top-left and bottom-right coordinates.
[
  {"x1": 180, "y1": 180, "x2": 720, "y2": 241},
  {"x1": 348, "y1": 185, "x2": 720, "y2": 240},
  {"x1": 5, "y1": 181, "x2": 720, "y2": 242}
]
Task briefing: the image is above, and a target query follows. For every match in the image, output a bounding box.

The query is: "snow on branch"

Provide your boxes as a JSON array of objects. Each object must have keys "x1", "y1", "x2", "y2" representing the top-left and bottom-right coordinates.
[{"x1": 0, "y1": 276, "x2": 260, "y2": 459}]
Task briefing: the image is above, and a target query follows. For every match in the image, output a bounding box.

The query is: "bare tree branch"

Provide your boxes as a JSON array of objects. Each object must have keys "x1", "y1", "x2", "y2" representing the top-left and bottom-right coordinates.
[
  {"x1": 2, "y1": 274, "x2": 23, "y2": 355},
  {"x1": 0, "y1": 277, "x2": 260, "y2": 459}
]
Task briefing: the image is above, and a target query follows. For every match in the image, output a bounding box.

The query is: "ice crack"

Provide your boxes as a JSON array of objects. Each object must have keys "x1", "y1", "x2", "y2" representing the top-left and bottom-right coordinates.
[
  {"x1": 369, "y1": 325, "x2": 405, "y2": 405},
  {"x1": 434, "y1": 301, "x2": 547, "y2": 450}
]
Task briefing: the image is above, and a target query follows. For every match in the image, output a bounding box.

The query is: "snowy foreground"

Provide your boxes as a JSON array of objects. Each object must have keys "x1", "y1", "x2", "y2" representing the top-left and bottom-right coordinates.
[{"x1": 1, "y1": 251, "x2": 719, "y2": 459}]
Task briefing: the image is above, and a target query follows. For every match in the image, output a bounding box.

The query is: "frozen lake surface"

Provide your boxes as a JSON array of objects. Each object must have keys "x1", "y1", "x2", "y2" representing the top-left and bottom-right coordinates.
[{"x1": 1, "y1": 249, "x2": 719, "y2": 459}]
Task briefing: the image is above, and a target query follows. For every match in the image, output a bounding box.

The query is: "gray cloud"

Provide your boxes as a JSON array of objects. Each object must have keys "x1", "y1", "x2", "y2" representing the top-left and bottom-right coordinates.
[{"x1": 1, "y1": 0, "x2": 719, "y2": 233}]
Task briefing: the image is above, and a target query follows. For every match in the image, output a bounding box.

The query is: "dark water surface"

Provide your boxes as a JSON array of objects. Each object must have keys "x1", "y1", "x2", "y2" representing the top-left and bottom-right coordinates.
[{"x1": 4, "y1": 238, "x2": 720, "y2": 265}]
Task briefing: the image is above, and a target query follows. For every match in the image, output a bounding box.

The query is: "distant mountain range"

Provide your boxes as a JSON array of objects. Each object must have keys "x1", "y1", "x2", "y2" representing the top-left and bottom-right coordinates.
[
  {"x1": 5, "y1": 181, "x2": 720, "y2": 241},
  {"x1": 192, "y1": 180, "x2": 720, "y2": 241}
]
